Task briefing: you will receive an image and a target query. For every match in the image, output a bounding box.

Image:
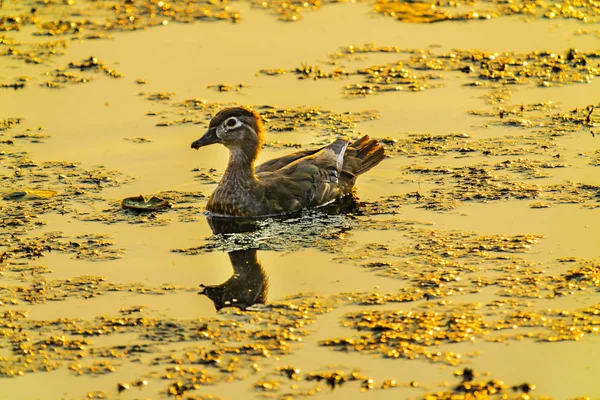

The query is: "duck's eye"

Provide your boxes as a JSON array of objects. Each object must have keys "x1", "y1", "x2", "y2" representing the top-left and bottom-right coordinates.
[{"x1": 225, "y1": 118, "x2": 237, "y2": 128}]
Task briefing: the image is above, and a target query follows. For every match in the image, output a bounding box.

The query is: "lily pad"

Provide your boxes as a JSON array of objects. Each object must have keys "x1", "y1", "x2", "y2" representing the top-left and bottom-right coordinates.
[
  {"x1": 2, "y1": 190, "x2": 57, "y2": 201},
  {"x1": 121, "y1": 195, "x2": 171, "y2": 212}
]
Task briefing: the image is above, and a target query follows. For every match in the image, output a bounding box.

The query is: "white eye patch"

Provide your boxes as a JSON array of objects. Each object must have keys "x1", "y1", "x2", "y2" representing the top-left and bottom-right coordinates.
[{"x1": 223, "y1": 117, "x2": 243, "y2": 130}]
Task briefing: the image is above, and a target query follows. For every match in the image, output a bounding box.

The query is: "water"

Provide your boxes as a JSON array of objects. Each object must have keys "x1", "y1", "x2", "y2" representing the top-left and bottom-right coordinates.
[{"x1": 0, "y1": 1, "x2": 599, "y2": 399}]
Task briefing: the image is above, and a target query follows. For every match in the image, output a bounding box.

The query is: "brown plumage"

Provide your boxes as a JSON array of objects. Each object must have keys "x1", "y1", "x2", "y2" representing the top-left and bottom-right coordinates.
[{"x1": 191, "y1": 107, "x2": 385, "y2": 217}]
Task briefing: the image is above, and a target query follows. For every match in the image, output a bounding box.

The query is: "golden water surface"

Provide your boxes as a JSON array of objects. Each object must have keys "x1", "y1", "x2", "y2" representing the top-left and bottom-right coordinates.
[{"x1": 0, "y1": 0, "x2": 599, "y2": 399}]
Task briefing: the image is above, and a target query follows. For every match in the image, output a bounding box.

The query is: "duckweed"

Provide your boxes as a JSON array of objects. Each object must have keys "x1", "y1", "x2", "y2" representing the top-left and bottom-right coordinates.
[{"x1": 262, "y1": 46, "x2": 599, "y2": 98}]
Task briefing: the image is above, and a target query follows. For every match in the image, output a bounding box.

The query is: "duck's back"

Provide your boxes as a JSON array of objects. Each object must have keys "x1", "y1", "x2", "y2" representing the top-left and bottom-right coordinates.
[{"x1": 255, "y1": 136, "x2": 385, "y2": 214}]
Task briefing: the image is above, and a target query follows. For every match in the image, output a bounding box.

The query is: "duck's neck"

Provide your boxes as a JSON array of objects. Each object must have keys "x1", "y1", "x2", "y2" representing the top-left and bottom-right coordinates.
[{"x1": 222, "y1": 147, "x2": 258, "y2": 182}]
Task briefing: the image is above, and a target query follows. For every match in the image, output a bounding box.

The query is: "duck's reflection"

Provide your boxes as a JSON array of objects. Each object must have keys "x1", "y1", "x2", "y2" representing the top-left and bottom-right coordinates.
[
  {"x1": 199, "y1": 197, "x2": 360, "y2": 311},
  {"x1": 199, "y1": 217, "x2": 268, "y2": 311}
]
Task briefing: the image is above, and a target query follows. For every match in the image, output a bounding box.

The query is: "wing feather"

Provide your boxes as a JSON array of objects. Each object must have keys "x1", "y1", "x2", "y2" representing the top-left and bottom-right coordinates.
[{"x1": 257, "y1": 140, "x2": 350, "y2": 211}]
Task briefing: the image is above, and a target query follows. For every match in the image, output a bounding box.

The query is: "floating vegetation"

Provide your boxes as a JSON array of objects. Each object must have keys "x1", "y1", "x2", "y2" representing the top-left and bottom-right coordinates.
[
  {"x1": 172, "y1": 209, "x2": 356, "y2": 254},
  {"x1": 261, "y1": 46, "x2": 600, "y2": 97},
  {"x1": 146, "y1": 92, "x2": 177, "y2": 101},
  {"x1": 0, "y1": 35, "x2": 68, "y2": 65},
  {"x1": 0, "y1": 133, "x2": 135, "y2": 291},
  {"x1": 7, "y1": 55, "x2": 124, "y2": 88},
  {"x1": 255, "y1": 366, "x2": 399, "y2": 395},
  {"x1": 374, "y1": 0, "x2": 496, "y2": 23},
  {"x1": 124, "y1": 137, "x2": 153, "y2": 143},
  {"x1": 374, "y1": 0, "x2": 600, "y2": 24},
  {"x1": 255, "y1": 0, "x2": 600, "y2": 23},
  {"x1": 344, "y1": 226, "x2": 545, "y2": 287},
  {"x1": 321, "y1": 304, "x2": 487, "y2": 365},
  {"x1": 0, "y1": 0, "x2": 240, "y2": 39},
  {"x1": 322, "y1": 296, "x2": 600, "y2": 363},
  {"x1": 0, "y1": 292, "x2": 341, "y2": 388},
  {"x1": 11, "y1": 130, "x2": 51, "y2": 143},
  {"x1": 423, "y1": 368, "x2": 543, "y2": 400},
  {"x1": 0, "y1": 81, "x2": 27, "y2": 90},
  {"x1": 260, "y1": 58, "x2": 443, "y2": 97},
  {"x1": 384, "y1": 132, "x2": 554, "y2": 158},
  {"x1": 1, "y1": 3, "x2": 598, "y2": 398},
  {"x1": 469, "y1": 102, "x2": 598, "y2": 136},
  {"x1": 4, "y1": 232, "x2": 124, "y2": 261},
  {"x1": 489, "y1": 304, "x2": 600, "y2": 343},
  {"x1": 144, "y1": 97, "x2": 379, "y2": 139},
  {"x1": 69, "y1": 360, "x2": 118, "y2": 376},
  {"x1": 42, "y1": 70, "x2": 92, "y2": 88},
  {"x1": 207, "y1": 83, "x2": 248, "y2": 92},
  {"x1": 67, "y1": 57, "x2": 124, "y2": 78},
  {"x1": 191, "y1": 167, "x2": 222, "y2": 184},
  {"x1": 121, "y1": 195, "x2": 171, "y2": 212},
  {"x1": 257, "y1": 106, "x2": 378, "y2": 136},
  {"x1": 80, "y1": 190, "x2": 206, "y2": 226},
  {"x1": 2, "y1": 189, "x2": 57, "y2": 201},
  {"x1": 529, "y1": 201, "x2": 552, "y2": 208},
  {"x1": 0, "y1": 0, "x2": 596, "y2": 42},
  {"x1": 492, "y1": 258, "x2": 600, "y2": 300},
  {"x1": 0, "y1": 117, "x2": 23, "y2": 131}
]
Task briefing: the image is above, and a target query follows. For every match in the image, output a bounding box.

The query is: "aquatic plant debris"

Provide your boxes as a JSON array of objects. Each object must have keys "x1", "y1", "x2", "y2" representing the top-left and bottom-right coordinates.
[
  {"x1": 121, "y1": 195, "x2": 171, "y2": 212},
  {"x1": 260, "y1": 46, "x2": 600, "y2": 98},
  {"x1": 0, "y1": 0, "x2": 596, "y2": 32},
  {"x1": 145, "y1": 99, "x2": 379, "y2": 140},
  {"x1": 423, "y1": 368, "x2": 543, "y2": 400}
]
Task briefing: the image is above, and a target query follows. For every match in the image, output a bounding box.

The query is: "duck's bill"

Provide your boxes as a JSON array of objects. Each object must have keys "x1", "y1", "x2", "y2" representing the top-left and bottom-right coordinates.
[{"x1": 191, "y1": 127, "x2": 220, "y2": 149}]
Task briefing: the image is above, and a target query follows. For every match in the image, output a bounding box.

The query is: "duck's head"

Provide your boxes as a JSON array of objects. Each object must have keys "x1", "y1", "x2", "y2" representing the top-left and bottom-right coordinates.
[{"x1": 191, "y1": 107, "x2": 264, "y2": 156}]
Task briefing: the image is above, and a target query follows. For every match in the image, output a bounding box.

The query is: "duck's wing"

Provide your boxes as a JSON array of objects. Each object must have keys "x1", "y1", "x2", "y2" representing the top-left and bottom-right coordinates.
[
  {"x1": 257, "y1": 135, "x2": 384, "y2": 177},
  {"x1": 255, "y1": 147, "x2": 323, "y2": 174},
  {"x1": 257, "y1": 139, "x2": 351, "y2": 213}
]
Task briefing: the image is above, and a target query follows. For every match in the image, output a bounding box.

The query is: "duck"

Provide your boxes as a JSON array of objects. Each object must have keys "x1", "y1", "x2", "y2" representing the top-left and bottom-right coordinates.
[{"x1": 191, "y1": 107, "x2": 385, "y2": 217}]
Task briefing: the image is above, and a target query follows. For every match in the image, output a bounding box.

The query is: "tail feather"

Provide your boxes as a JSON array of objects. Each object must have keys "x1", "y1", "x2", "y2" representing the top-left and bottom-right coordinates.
[
  {"x1": 326, "y1": 139, "x2": 350, "y2": 172},
  {"x1": 350, "y1": 135, "x2": 386, "y2": 175}
]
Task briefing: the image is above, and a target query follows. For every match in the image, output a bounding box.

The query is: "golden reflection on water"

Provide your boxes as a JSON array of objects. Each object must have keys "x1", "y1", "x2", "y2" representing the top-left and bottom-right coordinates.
[{"x1": 0, "y1": 1, "x2": 599, "y2": 399}]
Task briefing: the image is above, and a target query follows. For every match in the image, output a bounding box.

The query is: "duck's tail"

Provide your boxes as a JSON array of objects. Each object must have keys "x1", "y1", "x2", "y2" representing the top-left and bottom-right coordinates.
[{"x1": 351, "y1": 135, "x2": 386, "y2": 175}]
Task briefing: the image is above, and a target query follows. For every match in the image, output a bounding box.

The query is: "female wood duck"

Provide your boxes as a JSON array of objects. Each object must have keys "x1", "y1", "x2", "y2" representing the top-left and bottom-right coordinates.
[{"x1": 191, "y1": 107, "x2": 385, "y2": 217}]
